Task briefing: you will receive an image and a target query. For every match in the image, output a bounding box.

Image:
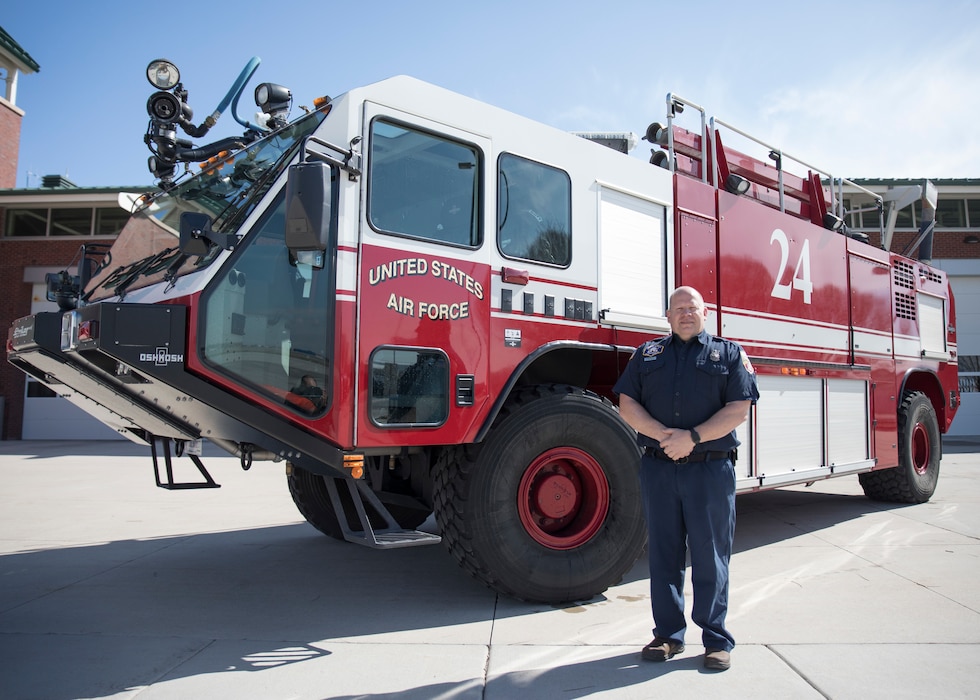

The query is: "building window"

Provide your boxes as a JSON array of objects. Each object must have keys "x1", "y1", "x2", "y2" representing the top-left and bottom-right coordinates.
[
  {"x1": 95, "y1": 208, "x2": 129, "y2": 236},
  {"x1": 935, "y1": 199, "x2": 965, "y2": 228},
  {"x1": 50, "y1": 208, "x2": 93, "y2": 236},
  {"x1": 4, "y1": 206, "x2": 129, "y2": 237},
  {"x1": 960, "y1": 355, "x2": 980, "y2": 394},
  {"x1": 844, "y1": 197, "x2": 887, "y2": 230},
  {"x1": 6, "y1": 209, "x2": 47, "y2": 236},
  {"x1": 967, "y1": 199, "x2": 980, "y2": 228},
  {"x1": 846, "y1": 194, "x2": 980, "y2": 230},
  {"x1": 862, "y1": 206, "x2": 881, "y2": 229}
]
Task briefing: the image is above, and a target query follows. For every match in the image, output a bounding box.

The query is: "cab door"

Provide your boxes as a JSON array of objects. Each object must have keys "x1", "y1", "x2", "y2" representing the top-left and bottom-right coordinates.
[{"x1": 355, "y1": 103, "x2": 492, "y2": 448}]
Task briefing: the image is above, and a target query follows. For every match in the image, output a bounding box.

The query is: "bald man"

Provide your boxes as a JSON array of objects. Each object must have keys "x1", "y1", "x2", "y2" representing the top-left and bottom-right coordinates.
[{"x1": 614, "y1": 286, "x2": 759, "y2": 671}]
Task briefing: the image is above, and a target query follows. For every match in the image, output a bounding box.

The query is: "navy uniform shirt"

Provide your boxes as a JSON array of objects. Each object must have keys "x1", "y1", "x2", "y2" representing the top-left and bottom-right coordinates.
[{"x1": 613, "y1": 330, "x2": 760, "y2": 453}]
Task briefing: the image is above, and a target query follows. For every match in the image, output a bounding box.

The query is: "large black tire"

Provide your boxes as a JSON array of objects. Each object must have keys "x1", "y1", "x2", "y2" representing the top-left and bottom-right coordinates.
[
  {"x1": 287, "y1": 465, "x2": 429, "y2": 540},
  {"x1": 859, "y1": 391, "x2": 941, "y2": 503},
  {"x1": 432, "y1": 385, "x2": 647, "y2": 603}
]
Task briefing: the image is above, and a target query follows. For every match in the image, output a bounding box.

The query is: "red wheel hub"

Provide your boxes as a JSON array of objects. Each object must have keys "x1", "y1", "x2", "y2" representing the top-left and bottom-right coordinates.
[
  {"x1": 911, "y1": 422, "x2": 931, "y2": 475},
  {"x1": 517, "y1": 447, "x2": 610, "y2": 550}
]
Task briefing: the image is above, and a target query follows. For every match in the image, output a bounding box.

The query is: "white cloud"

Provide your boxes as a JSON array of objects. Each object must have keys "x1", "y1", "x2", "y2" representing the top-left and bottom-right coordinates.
[{"x1": 749, "y1": 39, "x2": 980, "y2": 178}]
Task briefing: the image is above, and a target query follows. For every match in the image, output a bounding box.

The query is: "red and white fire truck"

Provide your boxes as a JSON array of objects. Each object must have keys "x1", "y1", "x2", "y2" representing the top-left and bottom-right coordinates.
[{"x1": 7, "y1": 59, "x2": 959, "y2": 603}]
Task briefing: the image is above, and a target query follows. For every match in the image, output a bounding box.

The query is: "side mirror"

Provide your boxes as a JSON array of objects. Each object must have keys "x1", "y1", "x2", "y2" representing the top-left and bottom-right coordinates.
[
  {"x1": 179, "y1": 213, "x2": 212, "y2": 256},
  {"x1": 179, "y1": 212, "x2": 236, "y2": 255},
  {"x1": 285, "y1": 161, "x2": 331, "y2": 266}
]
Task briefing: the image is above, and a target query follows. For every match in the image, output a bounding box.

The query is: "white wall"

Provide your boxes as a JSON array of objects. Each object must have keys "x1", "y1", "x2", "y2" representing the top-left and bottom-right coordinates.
[{"x1": 938, "y1": 259, "x2": 980, "y2": 436}]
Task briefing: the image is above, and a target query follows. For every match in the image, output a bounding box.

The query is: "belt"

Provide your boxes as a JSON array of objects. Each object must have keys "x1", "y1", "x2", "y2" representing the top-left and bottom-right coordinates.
[{"x1": 645, "y1": 446, "x2": 734, "y2": 464}]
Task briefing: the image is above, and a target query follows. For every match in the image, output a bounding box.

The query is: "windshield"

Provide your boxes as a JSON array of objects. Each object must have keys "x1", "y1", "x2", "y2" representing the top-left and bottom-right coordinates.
[{"x1": 84, "y1": 109, "x2": 328, "y2": 302}]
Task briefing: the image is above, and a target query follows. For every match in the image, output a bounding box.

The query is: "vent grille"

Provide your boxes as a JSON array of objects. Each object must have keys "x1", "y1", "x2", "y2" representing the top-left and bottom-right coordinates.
[
  {"x1": 924, "y1": 268, "x2": 943, "y2": 284},
  {"x1": 893, "y1": 260, "x2": 915, "y2": 290},
  {"x1": 895, "y1": 291, "x2": 916, "y2": 320}
]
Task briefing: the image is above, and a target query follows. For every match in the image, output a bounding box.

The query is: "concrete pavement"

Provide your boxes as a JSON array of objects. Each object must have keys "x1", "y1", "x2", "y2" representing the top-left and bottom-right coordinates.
[{"x1": 1, "y1": 438, "x2": 978, "y2": 699}]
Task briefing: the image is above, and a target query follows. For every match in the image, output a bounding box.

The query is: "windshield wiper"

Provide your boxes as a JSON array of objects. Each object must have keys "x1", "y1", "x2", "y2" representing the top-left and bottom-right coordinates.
[{"x1": 107, "y1": 247, "x2": 181, "y2": 299}]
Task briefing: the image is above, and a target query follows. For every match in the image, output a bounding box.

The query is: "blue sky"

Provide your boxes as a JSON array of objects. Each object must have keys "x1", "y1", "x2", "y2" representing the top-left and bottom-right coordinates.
[{"x1": 4, "y1": 0, "x2": 980, "y2": 188}]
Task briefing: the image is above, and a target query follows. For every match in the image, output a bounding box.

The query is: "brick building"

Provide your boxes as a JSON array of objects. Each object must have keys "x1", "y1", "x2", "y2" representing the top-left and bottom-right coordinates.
[
  {"x1": 0, "y1": 183, "x2": 151, "y2": 439},
  {"x1": 840, "y1": 179, "x2": 980, "y2": 435},
  {"x1": 0, "y1": 25, "x2": 38, "y2": 189},
  {"x1": 0, "y1": 27, "x2": 152, "y2": 438}
]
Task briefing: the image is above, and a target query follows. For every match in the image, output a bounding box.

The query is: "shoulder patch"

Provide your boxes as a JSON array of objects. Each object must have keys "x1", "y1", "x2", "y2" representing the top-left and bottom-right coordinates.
[{"x1": 740, "y1": 349, "x2": 755, "y2": 374}]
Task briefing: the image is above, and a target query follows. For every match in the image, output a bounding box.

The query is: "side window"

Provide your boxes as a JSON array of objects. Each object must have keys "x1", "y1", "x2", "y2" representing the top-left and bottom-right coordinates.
[
  {"x1": 368, "y1": 120, "x2": 481, "y2": 247},
  {"x1": 498, "y1": 154, "x2": 571, "y2": 266},
  {"x1": 370, "y1": 348, "x2": 449, "y2": 426},
  {"x1": 201, "y1": 192, "x2": 335, "y2": 417}
]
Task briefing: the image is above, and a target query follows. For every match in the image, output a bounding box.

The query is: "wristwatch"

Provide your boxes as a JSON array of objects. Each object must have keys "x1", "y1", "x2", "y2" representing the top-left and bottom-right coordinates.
[{"x1": 689, "y1": 428, "x2": 701, "y2": 446}]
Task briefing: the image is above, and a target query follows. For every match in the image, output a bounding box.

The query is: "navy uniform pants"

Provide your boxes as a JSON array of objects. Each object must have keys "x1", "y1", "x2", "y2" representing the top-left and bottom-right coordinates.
[{"x1": 639, "y1": 453, "x2": 736, "y2": 652}]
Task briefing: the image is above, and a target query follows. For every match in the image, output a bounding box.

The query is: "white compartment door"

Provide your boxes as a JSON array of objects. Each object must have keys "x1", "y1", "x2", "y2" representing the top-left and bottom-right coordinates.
[{"x1": 597, "y1": 186, "x2": 670, "y2": 331}]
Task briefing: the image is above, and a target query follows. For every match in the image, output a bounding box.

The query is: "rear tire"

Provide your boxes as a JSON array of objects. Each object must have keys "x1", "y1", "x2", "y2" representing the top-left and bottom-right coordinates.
[
  {"x1": 433, "y1": 385, "x2": 646, "y2": 603},
  {"x1": 859, "y1": 391, "x2": 941, "y2": 503}
]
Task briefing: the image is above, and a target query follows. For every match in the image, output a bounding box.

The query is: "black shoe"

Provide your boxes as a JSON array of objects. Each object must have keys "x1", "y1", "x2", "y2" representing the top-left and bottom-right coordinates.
[
  {"x1": 642, "y1": 637, "x2": 685, "y2": 662},
  {"x1": 704, "y1": 648, "x2": 731, "y2": 670}
]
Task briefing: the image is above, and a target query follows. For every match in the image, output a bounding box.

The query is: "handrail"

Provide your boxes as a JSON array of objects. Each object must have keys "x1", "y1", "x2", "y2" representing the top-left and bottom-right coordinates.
[
  {"x1": 834, "y1": 177, "x2": 884, "y2": 241},
  {"x1": 711, "y1": 116, "x2": 831, "y2": 213},
  {"x1": 660, "y1": 97, "x2": 884, "y2": 239},
  {"x1": 665, "y1": 93, "x2": 707, "y2": 183}
]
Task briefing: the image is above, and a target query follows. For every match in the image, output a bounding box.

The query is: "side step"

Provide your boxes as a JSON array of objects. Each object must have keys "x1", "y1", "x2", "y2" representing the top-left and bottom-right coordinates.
[
  {"x1": 323, "y1": 477, "x2": 440, "y2": 549},
  {"x1": 150, "y1": 436, "x2": 220, "y2": 490}
]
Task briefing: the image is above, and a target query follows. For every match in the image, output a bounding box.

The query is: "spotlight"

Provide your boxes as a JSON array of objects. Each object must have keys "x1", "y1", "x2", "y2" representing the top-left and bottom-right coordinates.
[
  {"x1": 255, "y1": 83, "x2": 292, "y2": 129},
  {"x1": 146, "y1": 59, "x2": 180, "y2": 90},
  {"x1": 823, "y1": 212, "x2": 845, "y2": 232},
  {"x1": 650, "y1": 150, "x2": 671, "y2": 168},
  {"x1": 255, "y1": 83, "x2": 291, "y2": 113},
  {"x1": 642, "y1": 122, "x2": 668, "y2": 145},
  {"x1": 724, "y1": 174, "x2": 750, "y2": 195}
]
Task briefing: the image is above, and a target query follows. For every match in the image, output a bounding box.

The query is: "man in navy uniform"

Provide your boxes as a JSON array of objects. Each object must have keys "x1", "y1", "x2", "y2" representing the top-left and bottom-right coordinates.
[{"x1": 613, "y1": 286, "x2": 759, "y2": 671}]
